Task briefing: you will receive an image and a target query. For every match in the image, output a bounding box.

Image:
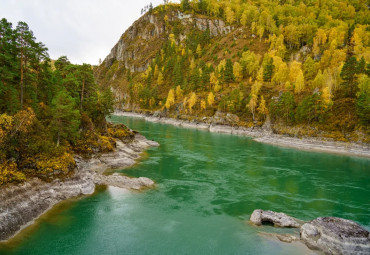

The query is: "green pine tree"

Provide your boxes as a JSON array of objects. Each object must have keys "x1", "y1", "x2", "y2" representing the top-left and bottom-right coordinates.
[
  {"x1": 50, "y1": 89, "x2": 81, "y2": 146},
  {"x1": 224, "y1": 59, "x2": 234, "y2": 85},
  {"x1": 340, "y1": 56, "x2": 358, "y2": 97},
  {"x1": 263, "y1": 57, "x2": 274, "y2": 82}
]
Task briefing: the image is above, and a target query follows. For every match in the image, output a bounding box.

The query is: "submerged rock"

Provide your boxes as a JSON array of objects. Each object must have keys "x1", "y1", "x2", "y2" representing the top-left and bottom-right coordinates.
[
  {"x1": 259, "y1": 232, "x2": 300, "y2": 243},
  {"x1": 300, "y1": 217, "x2": 370, "y2": 255},
  {"x1": 95, "y1": 174, "x2": 155, "y2": 190},
  {"x1": 250, "y1": 209, "x2": 301, "y2": 228}
]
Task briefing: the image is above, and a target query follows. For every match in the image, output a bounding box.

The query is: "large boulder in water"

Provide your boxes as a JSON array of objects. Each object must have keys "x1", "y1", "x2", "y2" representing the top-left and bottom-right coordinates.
[
  {"x1": 250, "y1": 209, "x2": 301, "y2": 228},
  {"x1": 300, "y1": 217, "x2": 370, "y2": 255}
]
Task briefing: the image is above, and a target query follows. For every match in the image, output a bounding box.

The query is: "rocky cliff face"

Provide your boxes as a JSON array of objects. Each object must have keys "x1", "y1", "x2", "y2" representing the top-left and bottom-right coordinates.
[{"x1": 104, "y1": 10, "x2": 233, "y2": 73}]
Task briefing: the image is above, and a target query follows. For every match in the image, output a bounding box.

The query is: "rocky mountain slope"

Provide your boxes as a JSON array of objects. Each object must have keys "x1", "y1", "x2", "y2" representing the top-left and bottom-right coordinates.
[
  {"x1": 103, "y1": 10, "x2": 233, "y2": 73},
  {"x1": 95, "y1": 1, "x2": 370, "y2": 144}
]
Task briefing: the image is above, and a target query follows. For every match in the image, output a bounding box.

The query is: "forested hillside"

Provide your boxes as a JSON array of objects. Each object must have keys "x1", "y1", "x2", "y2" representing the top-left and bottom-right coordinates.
[
  {"x1": 0, "y1": 19, "x2": 129, "y2": 185},
  {"x1": 96, "y1": 0, "x2": 370, "y2": 143}
]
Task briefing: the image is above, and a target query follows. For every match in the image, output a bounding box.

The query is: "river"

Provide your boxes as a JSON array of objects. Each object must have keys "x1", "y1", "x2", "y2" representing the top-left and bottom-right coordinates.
[{"x1": 1, "y1": 115, "x2": 369, "y2": 254}]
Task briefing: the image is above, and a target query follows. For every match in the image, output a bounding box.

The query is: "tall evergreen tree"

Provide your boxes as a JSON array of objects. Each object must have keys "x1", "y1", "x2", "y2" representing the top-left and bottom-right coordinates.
[
  {"x1": 50, "y1": 89, "x2": 80, "y2": 146},
  {"x1": 0, "y1": 18, "x2": 19, "y2": 113},
  {"x1": 263, "y1": 58, "x2": 274, "y2": 82},
  {"x1": 340, "y1": 56, "x2": 358, "y2": 97},
  {"x1": 181, "y1": 0, "x2": 190, "y2": 12},
  {"x1": 224, "y1": 59, "x2": 234, "y2": 85},
  {"x1": 15, "y1": 22, "x2": 33, "y2": 110}
]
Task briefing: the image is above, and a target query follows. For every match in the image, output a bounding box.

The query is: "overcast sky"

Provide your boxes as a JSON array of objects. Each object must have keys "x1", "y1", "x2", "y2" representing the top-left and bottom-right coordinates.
[{"x1": 0, "y1": 0, "x2": 178, "y2": 65}]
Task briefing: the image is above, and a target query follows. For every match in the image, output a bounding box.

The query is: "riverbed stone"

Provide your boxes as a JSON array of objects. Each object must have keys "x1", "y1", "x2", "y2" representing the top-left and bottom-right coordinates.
[
  {"x1": 300, "y1": 217, "x2": 370, "y2": 255},
  {"x1": 250, "y1": 209, "x2": 301, "y2": 228}
]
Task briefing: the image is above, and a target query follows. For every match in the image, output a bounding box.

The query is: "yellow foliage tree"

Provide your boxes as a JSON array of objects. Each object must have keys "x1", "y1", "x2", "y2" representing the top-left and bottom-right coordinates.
[
  {"x1": 0, "y1": 160, "x2": 25, "y2": 185},
  {"x1": 157, "y1": 71, "x2": 164, "y2": 86},
  {"x1": 313, "y1": 70, "x2": 324, "y2": 89},
  {"x1": 188, "y1": 92, "x2": 197, "y2": 113},
  {"x1": 272, "y1": 56, "x2": 288, "y2": 86},
  {"x1": 285, "y1": 81, "x2": 291, "y2": 90},
  {"x1": 294, "y1": 69, "x2": 305, "y2": 94},
  {"x1": 207, "y1": 91, "x2": 215, "y2": 107},
  {"x1": 233, "y1": 62, "x2": 243, "y2": 82},
  {"x1": 321, "y1": 86, "x2": 332, "y2": 107},
  {"x1": 352, "y1": 26, "x2": 366, "y2": 56},
  {"x1": 190, "y1": 58, "x2": 196, "y2": 70},
  {"x1": 183, "y1": 96, "x2": 188, "y2": 113},
  {"x1": 149, "y1": 97, "x2": 156, "y2": 108},
  {"x1": 196, "y1": 44, "x2": 202, "y2": 57},
  {"x1": 248, "y1": 94, "x2": 258, "y2": 120},
  {"x1": 256, "y1": 67, "x2": 264, "y2": 82},
  {"x1": 169, "y1": 33, "x2": 176, "y2": 46},
  {"x1": 154, "y1": 64, "x2": 159, "y2": 78},
  {"x1": 289, "y1": 61, "x2": 302, "y2": 83},
  {"x1": 0, "y1": 114, "x2": 13, "y2": 144},
  {"x1": 217, "y1": 59, "x2": 226, "y2": 72},
  {"x1": 165, "y1": 89, "x2": 175, "y2": 109},
  {"x1": 257, "y1": 25, "x2": 265, "y2": 41},
  {"x1": 257, "y1": 95, "x2": 268, "y2": 118},
  {"x1": 240, "y1": 10, "x2": 248, "y2": 26},
  {"x1": 357, "y1": 74, "x2": 370, "y2": 96},
  {"x1": 225, "y1": 6, "x2": 235, "y2": 24},
  {"x1": 210, "y1": 72, "x2": 218, "y2": 89},
  {"x1": 251, "y1": 81, "x2": 262, "y2": 95},
  {"x1": 176, "y1": 85, "x2": 183, "y2": 100},
  {"x1": 214, "y1": 81, "x2": 221, "y2": 92},
  {"x1": 241, "y1": 51, "x2": 261, "y2": 78},
  {"x1": 142, "y1": 66, "x2": 152, "y2": 79},
  {"x1": 269, "y1": 34, "x2": 286, "y2": 58},
  {"x1": 35, "y1": 152, "x2": 76, "y2": 176},
  {"x1": 201, "y1": 99, "x2": 206, "y2": 110}
]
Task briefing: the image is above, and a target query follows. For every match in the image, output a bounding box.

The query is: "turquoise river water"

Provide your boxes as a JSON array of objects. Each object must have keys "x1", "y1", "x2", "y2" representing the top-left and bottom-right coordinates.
[{"x1": 1, "y1": 115, "x2": 369, "y2": 255}]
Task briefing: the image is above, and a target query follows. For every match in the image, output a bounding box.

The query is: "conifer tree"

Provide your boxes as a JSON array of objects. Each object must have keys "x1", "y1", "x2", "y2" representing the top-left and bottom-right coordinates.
[
  {"x1": 0, "y1": 19, "x2": 19, "y2": 114},
  {"x1": 224, "y1": 59, "x2": 234, "y2": 85},
  {"x1": 50, "y1": 89, "x2": 80, "y2": 146},
  {"x1": 340, "y1": 56, "x2": 358, "y2": 97},
  {"x1": 181, "y1": 0, "x2": 190, "y2": 12},
  {"x1": 263, "y1": 57, "x2": 274, "y2": 82}
]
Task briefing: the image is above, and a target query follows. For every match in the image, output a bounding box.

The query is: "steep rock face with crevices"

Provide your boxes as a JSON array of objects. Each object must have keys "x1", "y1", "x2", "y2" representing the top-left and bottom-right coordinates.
[{"x1": 103, "y1": 10, "x2": 233, "y2": 73}]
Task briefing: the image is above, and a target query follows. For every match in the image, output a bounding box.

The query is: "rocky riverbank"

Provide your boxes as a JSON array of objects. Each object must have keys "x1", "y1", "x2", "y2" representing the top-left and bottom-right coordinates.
[
  {"x1": 0, "y1": 133, "x2": 159, "y2": 241},
  {"x1": 249, "y1": 209, "x2": 370, "y2": 255},
  {"x1": 115, "y1": 111, "x2": 370, "y2": 158}
]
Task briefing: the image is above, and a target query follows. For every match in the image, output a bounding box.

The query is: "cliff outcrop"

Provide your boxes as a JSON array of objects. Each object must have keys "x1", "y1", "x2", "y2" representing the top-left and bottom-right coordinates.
[{"x1": 103, "y1": 10, "x2": 233, "y2": 73}]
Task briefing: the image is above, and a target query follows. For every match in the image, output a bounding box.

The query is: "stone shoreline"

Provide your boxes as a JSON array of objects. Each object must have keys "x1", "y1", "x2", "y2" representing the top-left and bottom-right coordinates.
[
  {"x1": 114, "y1": 110, "x2": 370, "y2": 158},
  {"x1": 250, "y1": 209, "x2": 370, "y2": 254},
  {"x1": 0, "y1": 133, "x2": 159, "y2": 241}
]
